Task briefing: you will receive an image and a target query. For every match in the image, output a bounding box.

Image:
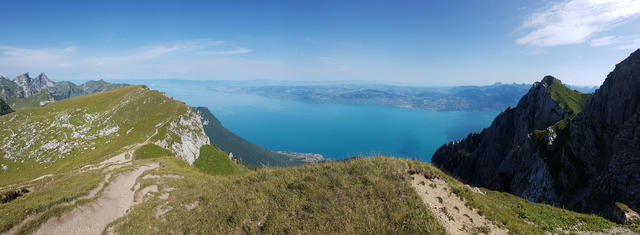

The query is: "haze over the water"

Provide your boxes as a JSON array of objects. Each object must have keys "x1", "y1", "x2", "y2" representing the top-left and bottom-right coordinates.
[{"x1": 1, "y1": 0, "x2": 640, "y2": 86}]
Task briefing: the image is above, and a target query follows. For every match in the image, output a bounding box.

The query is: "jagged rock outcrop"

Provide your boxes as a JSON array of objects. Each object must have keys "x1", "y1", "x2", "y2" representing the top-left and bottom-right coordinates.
[
  {"x1": 432, "y1": 49, "x2": 640, "y2": 223},
  {"x1": 432, "y1": 76, "x2": 571, "y2": 203},
  {"x1": 154, "y1": 108, "x2": 210, "y2": 164},
  {"x1": 12, "y1": 73, "x2": 55, "y2": 97}
]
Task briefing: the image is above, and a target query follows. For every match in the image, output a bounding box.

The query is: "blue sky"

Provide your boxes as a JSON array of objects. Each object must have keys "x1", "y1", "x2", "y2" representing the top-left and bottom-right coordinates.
[{"x1": 1, "y1": 0, "x2": 639, "y2": 85}]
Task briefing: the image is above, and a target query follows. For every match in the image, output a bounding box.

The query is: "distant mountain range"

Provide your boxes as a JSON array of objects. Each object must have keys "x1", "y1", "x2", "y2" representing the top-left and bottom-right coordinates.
[
  {"x1": 221, "y1": 82, "x2": 597, "y2": 112},
  {"x1": 432, "y1": 49, "x2": 640, "y2": 224},
  {"x1": 0, "y1": 72, "x2": 125, "y2": 112}
]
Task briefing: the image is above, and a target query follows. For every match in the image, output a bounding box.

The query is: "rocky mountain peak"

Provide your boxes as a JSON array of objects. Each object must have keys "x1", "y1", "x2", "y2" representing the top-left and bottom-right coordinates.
[
  {"x1": 11, "y1": 72, "x2": 56, "y2": 97},
  {"x1": 35, "y1": 72, "x2": 53, "y2": 84},
  {"x1": 13, "y1": 72, "x2": 31, "y2": 82},
  {"x1": 541, "y1": 75, "x2": 557, "y2": 87}
]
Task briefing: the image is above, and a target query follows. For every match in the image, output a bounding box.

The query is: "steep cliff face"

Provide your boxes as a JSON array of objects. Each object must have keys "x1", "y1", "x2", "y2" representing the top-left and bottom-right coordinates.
[
  {"x1": 153, "y1": 107, "x2": 210, "y2": 164},
  {"x1": 432, "y1": 49, "x2": 640, "y2": 223},
  {"x1": 559, "y1": 49, "x2": 640, "y2": 220},
  {"x1": 432, "y1": 76, "x2": 572, "y2": 203}
]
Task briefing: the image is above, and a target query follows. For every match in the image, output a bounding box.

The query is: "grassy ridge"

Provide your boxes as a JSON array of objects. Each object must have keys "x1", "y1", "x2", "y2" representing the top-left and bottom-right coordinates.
[
  {"x1": 113, "y1": 157, "x2": 446, "y2": 234},
  {"x1": 544, "y1": 76, "x2": 591, "y2": 116},
  {"x1": 134, "y1": 144, "x2": 174, "y2": 160},
  {"x1": 108, "y1": 157, "x2": 632, "y2": 234},
  {"x1": 193, "y1": 145, "x2": 246, "y2": 175},
  {"x1": 0, "y1": 85, "x2": 191, "y2": 186}
]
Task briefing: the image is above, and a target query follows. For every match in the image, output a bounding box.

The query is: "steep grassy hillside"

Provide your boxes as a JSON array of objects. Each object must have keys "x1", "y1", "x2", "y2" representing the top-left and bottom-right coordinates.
[
  {"x1": 543, "y1": 76, "x2": 591, "y2": 116},
  {"x1": 0, "y1": 85, "x2": 206, "y2": 186},
  {"x1": 197, "y1": 107, "x2": 306, "y2": 167},
  {"x1": 193, "y1": 145, "x2": 246, "y2": 175},
  {"x1": 134, "y1": 144, "x2": 174, "y2": 160}
]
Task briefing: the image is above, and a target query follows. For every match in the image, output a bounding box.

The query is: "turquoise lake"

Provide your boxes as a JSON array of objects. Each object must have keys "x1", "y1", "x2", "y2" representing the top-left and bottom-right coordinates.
[{"x1": 137, "y1": 80, "x2": 500, "y2": 162}]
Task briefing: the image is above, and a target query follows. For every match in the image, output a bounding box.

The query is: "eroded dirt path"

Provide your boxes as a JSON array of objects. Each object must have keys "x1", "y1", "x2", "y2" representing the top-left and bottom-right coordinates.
[
  {"x1": 33, "y1": 163, "x2": 159, "y2": 235},
  {"x1": 410, "y1": 173, "x2": 508, "y2": 235}
]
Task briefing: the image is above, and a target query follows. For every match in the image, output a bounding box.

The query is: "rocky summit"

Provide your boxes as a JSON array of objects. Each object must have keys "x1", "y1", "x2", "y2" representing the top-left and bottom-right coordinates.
[
  {"x1": 432, "y1": 49, "x2": 640, "y2": 223},
  {"x1": 0, "y1": 73, "x2": 125, "y2": 112},
  {"x1": 12, "y1": 73, "x2": 56, "y2": 97}
]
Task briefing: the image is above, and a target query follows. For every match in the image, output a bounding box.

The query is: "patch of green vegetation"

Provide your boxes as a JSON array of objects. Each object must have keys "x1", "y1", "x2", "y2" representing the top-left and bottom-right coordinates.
[
  {"x1": 441, "y1": 207, "x2": 454, "y2": 221},
  {"x1": 193, "y1": 145, "x2": 246, "y2": 176},
  {"x1": 111, "y1": 157, "x2": 447, "y2": 234},
  {"x1": 616, "y1": 202, "x2": 631, "y2": 212},
  {"x1": 543, "y1": 76, "x2": 591, "y2": 116},
  {"x1": 553, "y1": 118, "x2": 569, "y2": 131},
  {"x1": 533, "y1": 129, "x2": 547, "y2": 143},
  {"x1": 134, "y1": 144, "x2": 174, "y2": 160}
]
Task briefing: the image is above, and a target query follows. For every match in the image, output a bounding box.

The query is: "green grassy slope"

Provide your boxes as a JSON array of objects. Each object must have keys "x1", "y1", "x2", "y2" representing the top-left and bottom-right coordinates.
[
  {"x1": 0, "y1": 85, "x2": 195, "y2": 186},
  {"x1": 196, "y1": 107, "x2": 304, "y2": 167},
  {"x1": 112, "y1": 157, "x2": 447, "y2": 234},
  {"x1": 134, "y1": 144, "x2": 174, "y2": 160},
  {"x1": 193, "y1": 145, "x2": 246, "y2": 175},
  {"x1": 107, "y1": 156, "x2": 631, "y2": 234},
  {"x1": 543, "y1": 76, "x2": 591, "y2": 116}
]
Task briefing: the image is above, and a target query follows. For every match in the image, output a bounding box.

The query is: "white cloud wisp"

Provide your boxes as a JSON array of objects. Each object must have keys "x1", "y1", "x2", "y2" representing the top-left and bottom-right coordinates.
[{"x1": 516, "y1": 0, "x2": 640, "y2": 46}]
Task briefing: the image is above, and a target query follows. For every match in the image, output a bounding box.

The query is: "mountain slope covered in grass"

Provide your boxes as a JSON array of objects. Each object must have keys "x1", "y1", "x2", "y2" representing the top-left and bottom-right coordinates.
[{"x1": 0, "y1": 85, "x2": 208, "y2": 186}]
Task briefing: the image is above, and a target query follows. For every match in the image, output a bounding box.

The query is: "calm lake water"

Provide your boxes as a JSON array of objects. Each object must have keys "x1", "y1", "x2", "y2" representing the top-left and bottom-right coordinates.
[{"x1": 134, "y1": 80, "x2": 499, "y2": 162}]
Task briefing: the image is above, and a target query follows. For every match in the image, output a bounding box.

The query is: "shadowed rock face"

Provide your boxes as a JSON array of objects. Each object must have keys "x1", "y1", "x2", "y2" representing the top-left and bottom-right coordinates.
[
  {"x1": 432, "y1": 49, "x2": 640, "y2": 222},
  {"x1": 564, "y1": 49, "x2": 640, "y2": 219},
  {"x1": 432, "y1": 76, "x2": 568, "y2": 204}
]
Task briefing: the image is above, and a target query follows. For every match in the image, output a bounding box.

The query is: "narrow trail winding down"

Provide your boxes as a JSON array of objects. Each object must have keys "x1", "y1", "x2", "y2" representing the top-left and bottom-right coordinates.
[
  {"x1": 410, "y1": 173, "x2": 508, "y2": 235},
  {"x1": 2, "y1": 127, "x2": 166, "y2": 235},
  {"x1": 34, "y1": 163, "x2": 159, "y2": 235}
]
